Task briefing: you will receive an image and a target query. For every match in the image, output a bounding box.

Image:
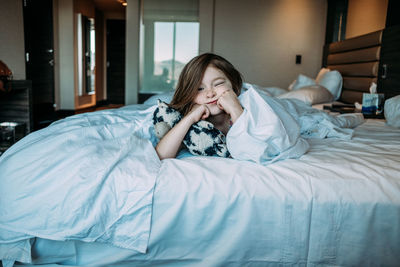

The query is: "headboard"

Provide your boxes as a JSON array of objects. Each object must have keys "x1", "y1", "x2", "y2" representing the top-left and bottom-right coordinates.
[{"x1": 325, "y1": 30, "x2": 383, "y2": 104}]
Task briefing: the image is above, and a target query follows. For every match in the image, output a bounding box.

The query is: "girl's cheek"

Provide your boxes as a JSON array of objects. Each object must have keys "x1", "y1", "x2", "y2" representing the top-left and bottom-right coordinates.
[
  {"x1": 217, "y1": 86, "x2": 231, "y2": 94},
  {"x1": 193, "y1": 94, "x2": 204, "y2": 104}
]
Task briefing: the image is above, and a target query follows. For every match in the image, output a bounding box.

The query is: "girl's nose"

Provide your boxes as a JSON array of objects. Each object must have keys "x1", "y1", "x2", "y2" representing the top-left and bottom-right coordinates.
[{"x1": 206, "y1": 88, "x2": 216, "y2": 98}]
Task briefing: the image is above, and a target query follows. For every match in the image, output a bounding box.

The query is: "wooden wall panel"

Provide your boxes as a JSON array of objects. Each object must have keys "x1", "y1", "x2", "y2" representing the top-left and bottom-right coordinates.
[
  {"x1": 327, "y1": 46, "x2": 380, "y2": 65},
  {"x1": 329, "y1": 30, "x2": 382, "y2": 53},
  {"x1": 340, "y1": 90, "x2": 364, "y2": 104},
  {"x1": 326, "y1": 29, "x2": 383, "y2": 103},
  {"x1": 328, "y1": 62, "x2": 379, "y2": 77},
  {"x1": 343, "y1": 77, "x2": 377, "y2": 92}
]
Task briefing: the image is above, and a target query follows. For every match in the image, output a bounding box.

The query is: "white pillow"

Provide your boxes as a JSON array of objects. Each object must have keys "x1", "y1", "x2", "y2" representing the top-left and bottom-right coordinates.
[
  {"x1": 317, "y1": 70, "x2": 343, "y2": 100},
  {"x1": 263, "y1": 87, "x2": 289, "y2": 97},
  {"x1": 242, "y1": 83, "x2": 271, "y2": 98},
  {"x1": 315, "y1": 68, "x2": 330, "y2": 83},
  {"x1": 277, "y1": 85, "x2": 334, "y2": 105},
  {"x1": 289, "y1": 74, "x2": 316, "y2": 91},
  {"x1": 384, "y1": 95, "x2": 400, "y2": 128},
  {"x1": 242, "y1": 83, "x2": 288, "y2": 97},
  {"x1": 288, "y1": 79, "x2": 296, "y2": 90},
  {"x1": 143, "y1": 90, "x2": 175, "y2": 105}
]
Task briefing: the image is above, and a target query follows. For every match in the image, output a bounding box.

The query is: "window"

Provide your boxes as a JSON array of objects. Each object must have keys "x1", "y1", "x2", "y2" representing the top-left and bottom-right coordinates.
[
  {"x1": 153, "y1": 22, "x2": 199, "y2": 88},
  {"x1": 140, "y1": 0, "x2": 199, "y2": 94}
]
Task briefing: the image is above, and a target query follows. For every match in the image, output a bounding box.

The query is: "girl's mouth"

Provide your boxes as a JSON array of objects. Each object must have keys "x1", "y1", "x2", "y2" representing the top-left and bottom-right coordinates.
[{"x1": 208, "y1": 100, "x2": 218, "y2": 105}]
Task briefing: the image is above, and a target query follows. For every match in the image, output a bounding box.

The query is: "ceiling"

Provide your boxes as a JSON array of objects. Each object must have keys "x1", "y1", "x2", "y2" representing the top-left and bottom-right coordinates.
[{"x1": 93, "y1": 0, "x2": 126, "y2": 12}]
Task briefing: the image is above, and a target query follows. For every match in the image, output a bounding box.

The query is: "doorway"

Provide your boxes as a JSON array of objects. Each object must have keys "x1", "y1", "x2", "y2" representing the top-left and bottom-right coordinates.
[
  {"x1": 22, "y1": 0, "x2": 56, "y2": 130},
  {"x1": 106, "y1": 19, "x2": 126, "y2": 105}
]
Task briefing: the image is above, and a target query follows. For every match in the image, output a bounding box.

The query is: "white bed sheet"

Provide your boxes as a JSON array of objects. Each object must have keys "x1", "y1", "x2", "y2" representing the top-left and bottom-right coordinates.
[
  {"x1": 0, "y1": 105, "x2": 161, "y2": 263},
  {"x1": 12, "y1": 119, "x2": 400, "y2": 267}
]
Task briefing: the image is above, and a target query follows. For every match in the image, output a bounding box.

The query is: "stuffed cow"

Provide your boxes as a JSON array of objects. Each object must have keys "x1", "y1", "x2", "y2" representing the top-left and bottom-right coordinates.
[{"x1": 153, "y1": 100, "x2": 230, "y2": 157}]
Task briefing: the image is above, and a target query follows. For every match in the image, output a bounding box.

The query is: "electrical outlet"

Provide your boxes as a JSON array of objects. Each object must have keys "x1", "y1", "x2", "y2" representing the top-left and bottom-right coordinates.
[{"x1": 296, "y1": 55, "x2": 302, "y2": 64}]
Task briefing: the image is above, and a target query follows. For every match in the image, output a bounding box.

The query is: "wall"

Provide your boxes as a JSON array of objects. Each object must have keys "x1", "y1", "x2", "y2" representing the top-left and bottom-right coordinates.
[
  {"x1": 0, "y1": 0, "x2": 329, "y2": 105},
  {"x1": 95, "y1": 9, "x2": 105, "y2": 102},
  {"x1": 0, "y1": 0, "x2": 91, "y2": 110},
  {"x1": 56, "y1": 0, "x2": 75, "y2": 109},
  {"x1": 73, "y1": 0, "x2": 97, "y2": 109},
  {"x1": 74, "y1": 0, "x2": 95, "y2": 17},
  {"x1": 0, "y1": 0, "x2": 26, "y2": 80},
  {"x1": 125, "y1": 0, "x2": 327, "y2": 102},
  {"x1": 213, "y1": 0, "x2": 327, "y2": 89},
  {"x1": 199, "y1": 0, "x2": 214, "y2": 53},
  {"x1": 55, "y1": 0, "x2": 97, "y2": 110},
  {"x1": 346, "y1": 0, "x2": 388, "y2": 39},
  {"x1": 102, "y1": 10, "x2": 126, "y2": 102},
  {"x1": 126, "y1": 0, "x2": 140, "y2": 105}
]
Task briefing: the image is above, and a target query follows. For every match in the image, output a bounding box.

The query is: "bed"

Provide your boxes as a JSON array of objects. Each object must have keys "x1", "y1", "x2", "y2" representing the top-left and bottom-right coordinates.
[
  {"x1": 1, "y1": 34, "x2": 400, "y2": 266},
  {"x1": 0, "y1": 103, "x2": 399, "y2": 267}
]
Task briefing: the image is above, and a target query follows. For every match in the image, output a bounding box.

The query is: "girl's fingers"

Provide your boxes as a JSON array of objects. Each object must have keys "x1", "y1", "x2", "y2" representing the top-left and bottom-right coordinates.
[
  {"x1": 201, "y1": 106, "x2": 210, "y2": 119},
  {"x1": 217, "y1": 98, "x2": 225, "y2": 110}
]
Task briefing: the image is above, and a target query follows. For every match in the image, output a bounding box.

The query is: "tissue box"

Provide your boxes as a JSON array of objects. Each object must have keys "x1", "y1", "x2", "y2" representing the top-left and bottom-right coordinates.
[{"x1": 361, "y1": 93, "x2": 384, "y2": 114}]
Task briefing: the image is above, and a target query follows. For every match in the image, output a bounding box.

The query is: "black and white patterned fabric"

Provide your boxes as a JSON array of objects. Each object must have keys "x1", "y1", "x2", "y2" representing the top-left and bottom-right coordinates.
[{"x1": 153, "y1": 100, "x2": 230, "y2": 157}]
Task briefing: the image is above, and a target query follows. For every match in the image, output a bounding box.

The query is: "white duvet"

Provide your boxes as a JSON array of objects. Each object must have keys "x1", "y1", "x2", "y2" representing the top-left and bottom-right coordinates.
[{"x1": 0, "y1": 88, "x2": 367, "y2": 264}]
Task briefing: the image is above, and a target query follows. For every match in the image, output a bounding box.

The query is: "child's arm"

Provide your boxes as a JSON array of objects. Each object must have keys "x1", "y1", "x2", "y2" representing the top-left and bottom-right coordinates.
[{"x1": 156, "y1": 104, "x2": 209, "y2": 160}]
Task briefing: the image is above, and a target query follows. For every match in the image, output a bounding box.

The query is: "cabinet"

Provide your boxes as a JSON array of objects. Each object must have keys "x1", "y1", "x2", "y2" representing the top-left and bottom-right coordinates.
[
  {"x1": 377, "y1": 25, "x2": 400, "y2": 100},
  {"x1": 0, "y1": 80, "x2": 33, "y2": 134}
]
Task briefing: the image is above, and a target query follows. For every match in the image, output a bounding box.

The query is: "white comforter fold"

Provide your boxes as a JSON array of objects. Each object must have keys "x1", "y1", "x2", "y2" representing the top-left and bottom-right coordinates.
[{"x1": 227, "y1": 88, "x2": 364, "y2": 164}]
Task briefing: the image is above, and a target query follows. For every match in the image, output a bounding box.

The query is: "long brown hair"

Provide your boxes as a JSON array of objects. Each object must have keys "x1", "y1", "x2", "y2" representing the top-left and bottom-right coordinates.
[{"x1": 169, "y1": 53, "x2": 243, "y2": 115}]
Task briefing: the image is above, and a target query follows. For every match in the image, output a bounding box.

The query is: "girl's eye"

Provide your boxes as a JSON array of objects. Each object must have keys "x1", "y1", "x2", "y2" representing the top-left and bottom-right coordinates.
[
  {"x1": 215, "y1": 81, "x2": 225, "y2": 86},
  {"x1": 198, "y1": 87, "x2": 204, "y2": 91}
]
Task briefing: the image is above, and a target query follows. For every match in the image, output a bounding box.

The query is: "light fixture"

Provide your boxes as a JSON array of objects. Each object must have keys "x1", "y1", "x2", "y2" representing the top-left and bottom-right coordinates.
[{"x1": 116, "y1": 0, "x2": 127, "y2": 6}]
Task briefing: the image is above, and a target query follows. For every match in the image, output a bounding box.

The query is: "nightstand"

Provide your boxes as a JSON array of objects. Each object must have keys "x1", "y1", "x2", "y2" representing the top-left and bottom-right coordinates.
[
  {"x1": 323, "y1": 104, "x2": 385, "y2": 119},
  {"x1": 0, "y1": 122, "x2": 27, "y2": 155}
]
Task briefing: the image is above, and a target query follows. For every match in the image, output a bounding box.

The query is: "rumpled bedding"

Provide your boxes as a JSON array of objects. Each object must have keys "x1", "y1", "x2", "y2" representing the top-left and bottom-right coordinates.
[
  {"x1": 0, "y1": 105, "x2": 161, "y2": 263},
  {"x1": 0, "y1": 88, "x2": 363, "y2": 264},
  {"x1": 228, "y1": 87, "x2": 364, "y2": 164}
]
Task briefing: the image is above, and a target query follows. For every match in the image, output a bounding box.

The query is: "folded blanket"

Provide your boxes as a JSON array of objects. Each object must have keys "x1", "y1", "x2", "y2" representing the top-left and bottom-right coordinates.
[
  {"x1": 227, "y1": 88, "x2": 364, "y2": 165},
  {"x1": 228, "y1": 88, "x2": 309, "y2": 164}
]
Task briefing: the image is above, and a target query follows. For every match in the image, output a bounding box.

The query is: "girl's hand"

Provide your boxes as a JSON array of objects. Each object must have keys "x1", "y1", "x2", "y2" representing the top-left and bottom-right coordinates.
[
  {"x1": 187, "y1": 104, "x2": 210, "y2": 123},
  {"x1": 217, "y1": 90, "x2": 243, "y2": 123}
]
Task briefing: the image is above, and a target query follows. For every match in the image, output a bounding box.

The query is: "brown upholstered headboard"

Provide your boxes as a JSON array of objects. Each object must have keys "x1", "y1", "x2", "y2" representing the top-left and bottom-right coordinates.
[{"x1": 326, "y1": 30, "x2": 383, "y2": 104}]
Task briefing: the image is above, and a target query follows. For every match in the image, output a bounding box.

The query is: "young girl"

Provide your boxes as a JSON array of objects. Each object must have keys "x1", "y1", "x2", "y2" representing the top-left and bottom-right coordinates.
[
  {"x1": 155, "y1": 53, "x2": 363, "y2": 163},
  {"x1": 155, "y1": 53, "x2": 244, "y2": 160}
]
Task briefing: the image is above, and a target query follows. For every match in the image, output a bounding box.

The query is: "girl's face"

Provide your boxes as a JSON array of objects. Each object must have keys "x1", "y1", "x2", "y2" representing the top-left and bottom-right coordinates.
[{"x1": 193, "y1": 65, "x2": 233, "y2": 116}]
